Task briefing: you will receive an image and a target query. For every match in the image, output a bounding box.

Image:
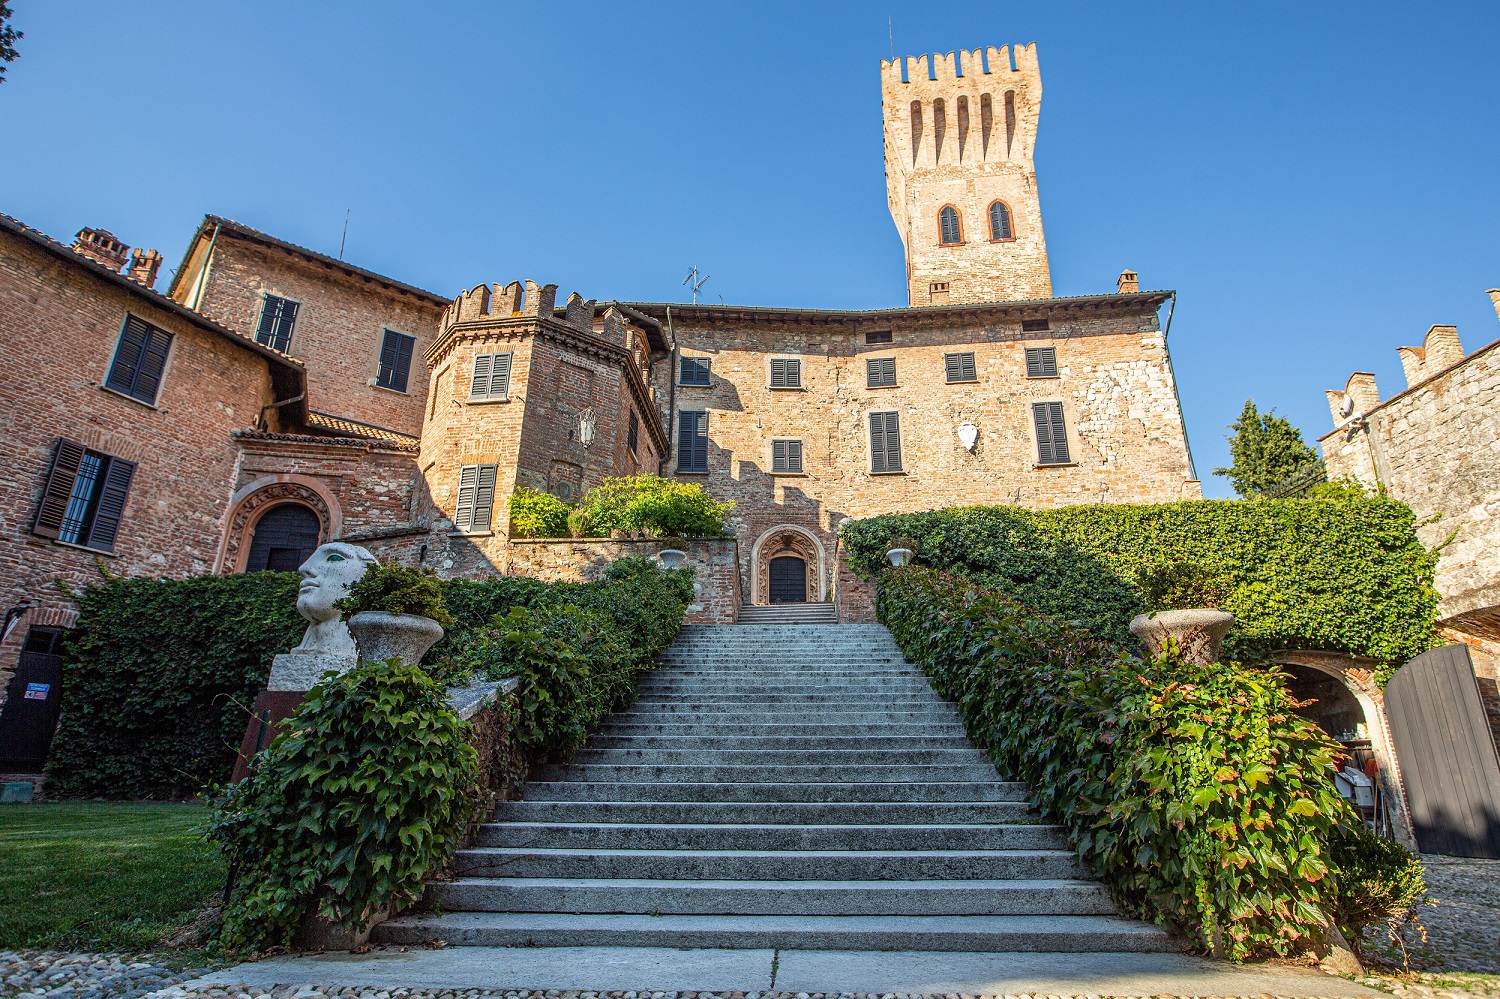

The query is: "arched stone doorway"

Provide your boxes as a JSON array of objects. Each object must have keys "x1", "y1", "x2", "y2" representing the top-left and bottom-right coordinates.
[
  {"x1": 221, "y1": 477, "x2": 338, "y2": 574},
  {"x1": 245, "y1": 503, "x2": 322, "y2": 572},
  {"x1": 751, "y1": 525, "x2": 825, "y2": 605}
]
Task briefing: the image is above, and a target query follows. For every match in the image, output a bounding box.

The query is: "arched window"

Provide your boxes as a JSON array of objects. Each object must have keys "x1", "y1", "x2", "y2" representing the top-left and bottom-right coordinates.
[
  {"x1": 989, "y1": 200, "x2": 1014, "y2": 241},
  {"x1": 939, "y1": 206, "x2": 962, "y2": 245}
]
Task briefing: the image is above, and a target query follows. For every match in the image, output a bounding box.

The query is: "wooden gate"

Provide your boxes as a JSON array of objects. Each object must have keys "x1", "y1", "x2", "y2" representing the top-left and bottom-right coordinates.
[
  {"x1": 0, "y1": 651, "x2": 65, "y2": 772},
  {"x1": 1385, "y1": 645, "x2": 1500, "y2": 858}
]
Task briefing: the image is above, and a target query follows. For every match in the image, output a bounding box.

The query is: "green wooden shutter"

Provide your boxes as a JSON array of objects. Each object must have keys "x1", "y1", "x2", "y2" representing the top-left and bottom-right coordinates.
[
  {"x1": 786, "y1": 439, "x2": 803, "y2": 472},
  {"x1": 489, "y1": 353, "x2": 513, "y2": 398},
  {"x1": 1033, "y1": 401, "x2": 1070, "y2": 464},
  {"x1": 105, "y1": 317, "x2": 149, "y2": 395},
  {"x1": 32, "y1": 438, "x2": 87, "y2": 539},
  {"x1": 469, "y1": 354, "x2": 493, "y2": 399},
  {"x1": 454, "y1": 465, "x2": 477, "y2": 531},
  {"x1": 472, "y1": 465, "x2": 497, "y2": 531},
  {"x1": 83, "y1": 457, "x2": 136, "y2": 553},
  {"x1": 945, "y1": 352, "x2": 975, "y2": 382},
  {"x1": 870, "y1": 412, "x2": 901, "y2": 472}
]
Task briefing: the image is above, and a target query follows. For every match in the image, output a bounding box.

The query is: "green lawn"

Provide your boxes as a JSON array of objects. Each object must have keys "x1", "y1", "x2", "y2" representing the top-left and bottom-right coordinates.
[{"x1": 0, "y1": 802, "x2": 226, "y2": 951}]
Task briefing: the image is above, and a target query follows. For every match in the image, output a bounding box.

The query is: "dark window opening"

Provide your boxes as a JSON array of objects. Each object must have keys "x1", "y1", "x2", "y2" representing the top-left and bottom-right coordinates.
[
  {"x1": 22, "y1": 626, "x2": 66, "y2": 656},
  {"x1": 989, "y1": 201, "x2": 1014, "y2": 241},
  {"x1": 256, "y1": 295, "x2": 299, "y2": 352},
  {"x1": 1025, "y1": 346, "x2": 1058, "y2": 378},
  {"x1": 867, "y1": 357, "x2": 897, "y2": 388},
  {"x1": 628, "y1": 410, "x2": 640, "y2": 456},
  {"x1": 939, "y1": 206, "x2": 962, "y2": 245},
  {"x1": 678, "y1": 411, "x2": 709, "y2": 473},
  {"x1": 870, "y1": 411, "x2": 902, "y2": 473},
  {"x1": 455, "y1": 464, "x2": 498, "y2": 532},
  {"x1": 376, "y1": 329, "x2": 416, "y2": 392},
  {"x1": 1033, "y1": 401, "x2": 1071, "y2": 465},
  {"x1": 105, "y1": 315, "x2": 172, "y2": 405},
  {"x1": 865, "y1": 330, "x2": 893, "y2": 345},
  {"x1": 1021, "y1": 318, "x2": 1050, "y2": 333},
  {"x1": 772, "y1": 439, "x2": 803, "y2": 474},
  {"x1": 31, "y1": 438, "x2": 136, "y2": 553},
  {"x1": 945, "y1": 352, "x2": 977, "y2": 382},
  {"x1": 770, "y1": 358, "x2": 801, "y2": 388},
  {"x1": 679, "y1": 356, "x2": 711, "y2": 386}
]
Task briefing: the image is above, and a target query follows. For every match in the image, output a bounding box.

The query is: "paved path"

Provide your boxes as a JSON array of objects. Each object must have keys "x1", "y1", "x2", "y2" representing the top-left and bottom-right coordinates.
[{"x1": 184, "y1": 946, "x2": 1393, "y2": 997}]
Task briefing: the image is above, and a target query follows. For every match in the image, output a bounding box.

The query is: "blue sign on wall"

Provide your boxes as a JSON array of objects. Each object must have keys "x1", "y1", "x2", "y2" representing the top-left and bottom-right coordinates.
[{"x1": 23, "y1": 682, "x2": 50, "y2": 701}]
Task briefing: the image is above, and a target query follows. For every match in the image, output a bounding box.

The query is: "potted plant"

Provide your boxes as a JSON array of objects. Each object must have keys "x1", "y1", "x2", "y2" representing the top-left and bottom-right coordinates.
[
  {"x1": 1128, "y1": 560, "x2": 1235, "y2": 665},
  {"x1": 335, "y1": 564, "x2": 454, "y2": 666},
  {"x1": 885, "y1": 536, "x2": 919, "y2": 567}
]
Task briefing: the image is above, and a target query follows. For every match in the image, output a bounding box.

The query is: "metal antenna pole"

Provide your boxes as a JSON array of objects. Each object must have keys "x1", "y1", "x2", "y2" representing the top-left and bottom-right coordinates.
[{"x1": 339, "y1": 209, "x2": 350, "y2": 260}]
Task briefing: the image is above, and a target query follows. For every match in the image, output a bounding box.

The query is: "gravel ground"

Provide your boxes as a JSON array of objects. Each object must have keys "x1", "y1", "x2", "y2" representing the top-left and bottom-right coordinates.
[{"x1": 0, "y1": 953, "x2": 212, "y2": 999}]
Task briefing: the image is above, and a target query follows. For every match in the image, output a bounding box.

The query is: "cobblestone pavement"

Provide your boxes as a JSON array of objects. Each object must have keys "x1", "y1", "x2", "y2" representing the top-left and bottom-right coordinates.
[
  {"x1": 0, "y1": 953, "x2": 212, "y2": 999},
  {"x1": 1355, "y1": 855, "x2": 1500, "y2": 997}
]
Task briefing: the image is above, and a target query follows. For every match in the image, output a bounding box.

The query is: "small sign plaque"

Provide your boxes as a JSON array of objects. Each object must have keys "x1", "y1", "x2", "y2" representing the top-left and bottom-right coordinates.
[{"x1": 23, "y1": 682, "x2": 50, "y2": 701}]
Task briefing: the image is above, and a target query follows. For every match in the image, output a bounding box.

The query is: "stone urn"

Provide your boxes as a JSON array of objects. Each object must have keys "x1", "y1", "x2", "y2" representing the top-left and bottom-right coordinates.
[
  {"x1": 886, "y1": 548, "x2": 915, "y2": 567},
  {"x1": 347, "y1": 611, "x2": 445, "y2": 667},
  {"x1": 658, "y1": 549, "x2": 688, "y2": 570},
  {"x1": 1129, "y1": 609, "x2": 1235, "y2": 666}
]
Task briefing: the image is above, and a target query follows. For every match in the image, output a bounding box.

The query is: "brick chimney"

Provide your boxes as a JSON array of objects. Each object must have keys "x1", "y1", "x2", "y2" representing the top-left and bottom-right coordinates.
[
  {"x1": 1116, "y1": 269, "x2": 1139, "y2": 294},
  {"x1": 126, "y1": 248, "x2": 163, "y2": 290},
  {"x1": 71, "y1": 227, "x2": 130, "y2": 272},
  {"x1": 1488, "y1": 288, "x2": 1499, "y2": 323}
]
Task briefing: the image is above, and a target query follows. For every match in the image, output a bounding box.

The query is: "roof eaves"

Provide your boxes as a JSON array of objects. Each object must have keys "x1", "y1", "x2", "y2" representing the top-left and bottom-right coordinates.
[{"x1": 619, "y1": 289, "x2": 1174, "y2": 324}]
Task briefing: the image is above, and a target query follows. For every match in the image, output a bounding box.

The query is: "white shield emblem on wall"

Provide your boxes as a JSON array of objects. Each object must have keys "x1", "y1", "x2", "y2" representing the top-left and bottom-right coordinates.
[{"x1": 958, "y1": 421, "x2": 979, "y2": 452}]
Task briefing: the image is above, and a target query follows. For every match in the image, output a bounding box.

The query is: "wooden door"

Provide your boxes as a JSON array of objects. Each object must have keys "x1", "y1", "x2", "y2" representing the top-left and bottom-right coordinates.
[{"x1": 768, "y1": 556, "x2": 807, "y2": 604}]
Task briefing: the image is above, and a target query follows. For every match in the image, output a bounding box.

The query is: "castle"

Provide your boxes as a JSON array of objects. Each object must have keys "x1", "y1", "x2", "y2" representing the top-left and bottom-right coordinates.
[{"x1": 0, "y1": 43, "x2": 1200, "y2": 708}]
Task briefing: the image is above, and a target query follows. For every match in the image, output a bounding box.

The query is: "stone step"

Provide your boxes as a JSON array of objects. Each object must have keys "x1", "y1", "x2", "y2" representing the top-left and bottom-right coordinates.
[
  {"x1": 492, "y1": 799, "x2": 1038, "y2": 825},
  {"x1": 371, "y1": 912, "x2": 1178, "y2": 952},
  {"x1": 568, "y1": 747, "x2": 991, "y2": 767},
  {"x1": 530, "y1": 763, "x2": 999, "y2": 783},
  {"x1": 473, "y1": 821, "x2": 1066, "y2": 852},
  {"x1": 519, "y1": 780, "x2": 1028, "y2": 802},
  {"x1": 452, "y1": 847, "x2": 1084, "y2": 881},
  {"x1": 736, "y1": 606, "x2": 839, "y2": 623},
  {"x1": 627, "y1": 691, "x2": 947, "y2": 705},
  {"x1": 593, "y1": 722, "x2": 971, "y2": 738},
  {"x1": 609, "y1": 705, "x2": 960, "y2": 721},
  {"x1": 427, "y1": 877, "x2": 1117, "y2": 916},
  {"x1": 586, "y1": 734, "x2": 974, "y2": 751}
]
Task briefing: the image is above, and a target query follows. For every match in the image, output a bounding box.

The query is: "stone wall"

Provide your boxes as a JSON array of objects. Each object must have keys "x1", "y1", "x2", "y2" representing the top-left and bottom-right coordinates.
[
  {"x1": 0, "y1": 228, "x2": 284, "y2": 698},
  {"x1": 183, "y1": 231, "x2": 445, "y2": 436}
]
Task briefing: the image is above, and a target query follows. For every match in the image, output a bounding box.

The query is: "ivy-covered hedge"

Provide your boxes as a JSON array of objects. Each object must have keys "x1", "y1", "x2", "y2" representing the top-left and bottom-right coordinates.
[
  {"x1": 45, "y1": 573, "x2": 305, "y2": 799},
  {"x1": 842, "y1": 498, "x2": 1437, "y2": 671},
  {"x1": 877, "y1": 566, "x2": 1369, "y2": 960}
]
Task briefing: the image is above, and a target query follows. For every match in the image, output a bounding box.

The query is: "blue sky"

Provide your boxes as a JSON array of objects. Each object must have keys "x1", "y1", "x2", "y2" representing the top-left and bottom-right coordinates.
[{"x1": 3, "y1": 2, "x2": 1497, "y2": 498}]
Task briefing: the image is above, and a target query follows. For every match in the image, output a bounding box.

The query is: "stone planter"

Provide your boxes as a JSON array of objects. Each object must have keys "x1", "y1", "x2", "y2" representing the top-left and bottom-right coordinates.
[
  {"x1": 291, "y1": 896, "x2": 389, "y2": 952},
  {"x1": 1129, "y1": 608, "x2": 1235, "y2": 666},
  {"x1": 347, "y1": 611, "x2": 445, "y2": 667},
  {"x1": 658, "y1": 549, "x2": 687, "y2": 570},
  {"x1": 886, "y1": 548, "x2": 914, "y2": 567}
]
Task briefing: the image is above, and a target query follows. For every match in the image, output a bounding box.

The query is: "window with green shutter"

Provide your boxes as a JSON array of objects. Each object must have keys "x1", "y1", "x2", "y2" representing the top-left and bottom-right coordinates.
[
  {"x1": 32, "y1": 438, "x2": 136, "y2": 553},
  {"x1": 454, "y1": 464, "x2": 498, "y2": 532},
  {"x1": 770, "y1": 358, "x2": 801, "y2": 388},
  {"x1": 469, "y1": 352, "x2": 513, "y2": 401},
  {"x1": 866, "y1": 357, "x2": 897, "y2": 388},
  {"x1": 869, "y1": 411, "x2": 902, "y2": 473},
  {"x1": 944, "y1": 352, "x2": 976, "y2": 383},
  {"x1": 256, "y1": 295, "x2": 299, "y2": 352},
  {"x1": 105, "y1": 315, "x2": 172, "y2": 405},
  {"x1": 772, "y1": 439, "x2": 803, "y2": 473},
  {"x1": 1025, "y1": 346, "x2": 1058, "y2": 377},
  {"x1": 679, "y1": 356, "x2": 711, "y2": 386},
  {"x1": 376, "y1": 329, "x2": 416, "y2": 392},
  {"x1": 678, "y1": 411, "x2": 709, "y2": 472},
  {"x1": 1032, "y1": 401, "x2": 1071, "y2": 465}
]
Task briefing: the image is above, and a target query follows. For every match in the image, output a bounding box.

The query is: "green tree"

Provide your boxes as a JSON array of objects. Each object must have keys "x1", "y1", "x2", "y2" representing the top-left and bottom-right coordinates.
[
  {"x1": 1213, "y1": 399, "x2": 1319, "y2": 498},
  {"x1": 0, "y1": 3, "x2": 21, "y2": 84}
]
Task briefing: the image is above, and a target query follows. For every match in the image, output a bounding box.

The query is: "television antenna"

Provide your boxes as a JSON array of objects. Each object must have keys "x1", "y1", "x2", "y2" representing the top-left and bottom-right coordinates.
[{"x1": 683, "y1": 265, "x2": 710, "y2": 304}]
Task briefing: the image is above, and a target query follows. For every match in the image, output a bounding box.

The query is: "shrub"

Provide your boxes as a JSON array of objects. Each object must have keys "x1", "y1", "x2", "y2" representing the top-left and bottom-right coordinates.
[
  {"x1": 877, "y1": 566, "x2": 1352, "y2": 960},
  {"x1": 205, "y1": 660, "x2": 478, "y2": 950},
  {"x1": 1135, "y1": 560, "x2": 1234, "y2": 612},
  {"x1": 842, "y1": 498, "x2": 1437, "y2": 676},
  {"x1": 1327, "y1": 819, "x2": 1427, "y2": 950},
  {"x1": 567, "y1": 507, "x2": 594, "y2": 538},
  {"x1": 45, "y1": 572, "x2": 305, "y2": 799},
  {"x1": 508, "y1": 487, "x2": 574, "y2": 538},
  {"x1": 576, "y1": 475, "x2": 733, "y2": 537},
  {"x1": 334, "y1": 564, "x2": 452, "y2": 626}
]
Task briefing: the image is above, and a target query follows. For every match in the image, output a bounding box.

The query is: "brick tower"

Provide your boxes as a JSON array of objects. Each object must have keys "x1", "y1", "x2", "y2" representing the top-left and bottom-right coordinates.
[{"x1": 882, "y1": 44, "x2": 1052, "y2": 307}]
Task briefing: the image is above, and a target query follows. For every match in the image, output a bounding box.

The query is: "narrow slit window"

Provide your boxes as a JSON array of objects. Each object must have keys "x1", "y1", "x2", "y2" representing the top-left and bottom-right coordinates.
[
  {"x1": 866, "y1": 357, "x2": 897, "y2": 388},
  {"x1": 1032, "y1": 401, "x2": 1071, "y2": 465},
  {"x1": 770, "y1": 358, "x2": 801, "y2": 388},
  {"x1": 1025, "y1": 346, "x2": 1058, "y2": 378},
  {"x1": 678, "y1": 410, "x2": 709, "y2": 473},
  {"x1": 944, "y1": 352, "x2": 977, "y2": 383},
  {"x1": 869, "y1": 412, "x2": 902, "y2": 473},
  {"x1": 679, "y1": 356, "x2": 711, "y2": 386},
  {"x1": 454, "y1": 464, "x2": 498, "y2": 533},
  {"x1": 628, "y1": 410, "x2": 640, "y2": 456},
  {"x1": 772, "y1": 439, "x2": 803, "y2": 474},
  {"x1": 469, "y1": 352, "x2": 514, "y2": 400}
]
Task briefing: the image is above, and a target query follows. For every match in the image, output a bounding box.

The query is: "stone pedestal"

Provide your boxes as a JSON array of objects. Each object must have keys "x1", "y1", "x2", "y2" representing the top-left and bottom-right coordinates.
[
  {"x1": 1129, "y1": 608, "x2": 1235, "y2": 666},
  {"x1": 267, "y1": 651, "x2": 359, "y2": 692}
]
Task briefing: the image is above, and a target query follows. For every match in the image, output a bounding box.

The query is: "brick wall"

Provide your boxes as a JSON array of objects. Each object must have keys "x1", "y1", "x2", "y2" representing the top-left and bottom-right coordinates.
[
  {"x1": 186, "y1": 233, "x2": 444, "y2": 436},
  {"x1": 0, "y1": 232, "x2": 281, "y2": 696}
]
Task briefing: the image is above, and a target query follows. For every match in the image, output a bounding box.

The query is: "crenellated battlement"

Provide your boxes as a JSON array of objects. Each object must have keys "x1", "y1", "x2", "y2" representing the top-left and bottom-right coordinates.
[{"x1": 439, "y1": 279, "x2": 564, "y2": 332}]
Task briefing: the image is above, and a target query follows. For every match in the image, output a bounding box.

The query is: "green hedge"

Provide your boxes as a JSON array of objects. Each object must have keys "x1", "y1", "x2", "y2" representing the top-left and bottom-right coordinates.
[
  {"x1": 45, "y1": 573, "x2": 305, "y2": 799},
  {"x1": 842, "y1": 498, "x2": 1437, "y2": 672},
  {"x1": 877, "y1": 566, "x2": 1363, "y2": 959},
  {"x1": 48, "y1": 558, "x2": 693, "y2": 799}
]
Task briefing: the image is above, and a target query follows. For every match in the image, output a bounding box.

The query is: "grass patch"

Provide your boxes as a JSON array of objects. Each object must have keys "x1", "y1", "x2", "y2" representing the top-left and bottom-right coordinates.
[{"x1": 0, "y1": 802, "x2": 225, "y2": 951}]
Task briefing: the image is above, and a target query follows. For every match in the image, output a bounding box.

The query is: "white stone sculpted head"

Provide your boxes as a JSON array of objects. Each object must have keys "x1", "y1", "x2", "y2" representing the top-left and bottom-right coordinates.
[{"x1": 292, "y1": 541, "x2": 378, "y2": 654}]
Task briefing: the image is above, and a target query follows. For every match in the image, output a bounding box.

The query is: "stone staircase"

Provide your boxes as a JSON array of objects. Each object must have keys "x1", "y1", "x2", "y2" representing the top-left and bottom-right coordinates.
[
  {"x1": 734, "y1": 602, "x2": 837, "y2": 625},
  {"x1": 374, "y1": 624, "x2": 1175, "y2": 952}
]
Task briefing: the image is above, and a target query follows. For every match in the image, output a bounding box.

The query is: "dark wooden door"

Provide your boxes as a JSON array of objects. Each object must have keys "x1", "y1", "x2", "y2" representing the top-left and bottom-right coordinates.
[
  {"x1": 768, "y1": 556, "x2": 807, "y2": 604},
  {"x1": 0, "y1": 651, "x2": 65, "y2": 771},
  {"x1": 246, "y1": 503, "x2": 321, "y2": 573},
  {"x1": 1385, "y1": 645, "x2": 1500, "y2": 858}
]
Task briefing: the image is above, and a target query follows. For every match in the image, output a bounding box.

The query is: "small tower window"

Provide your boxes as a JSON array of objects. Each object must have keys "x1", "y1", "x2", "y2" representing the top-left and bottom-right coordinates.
[
  {"x1": 939, "y1": 206, "x2": 962, "y2": 245},
  {"x1": 989, "y1": 201, "x2": 1014, "y2": 241}
]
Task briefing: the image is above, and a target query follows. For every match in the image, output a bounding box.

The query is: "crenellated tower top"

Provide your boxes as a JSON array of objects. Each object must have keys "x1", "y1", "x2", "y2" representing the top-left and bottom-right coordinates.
[{"x1": 882, "y1": 43, "x2": 1052, "y2": 306}]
